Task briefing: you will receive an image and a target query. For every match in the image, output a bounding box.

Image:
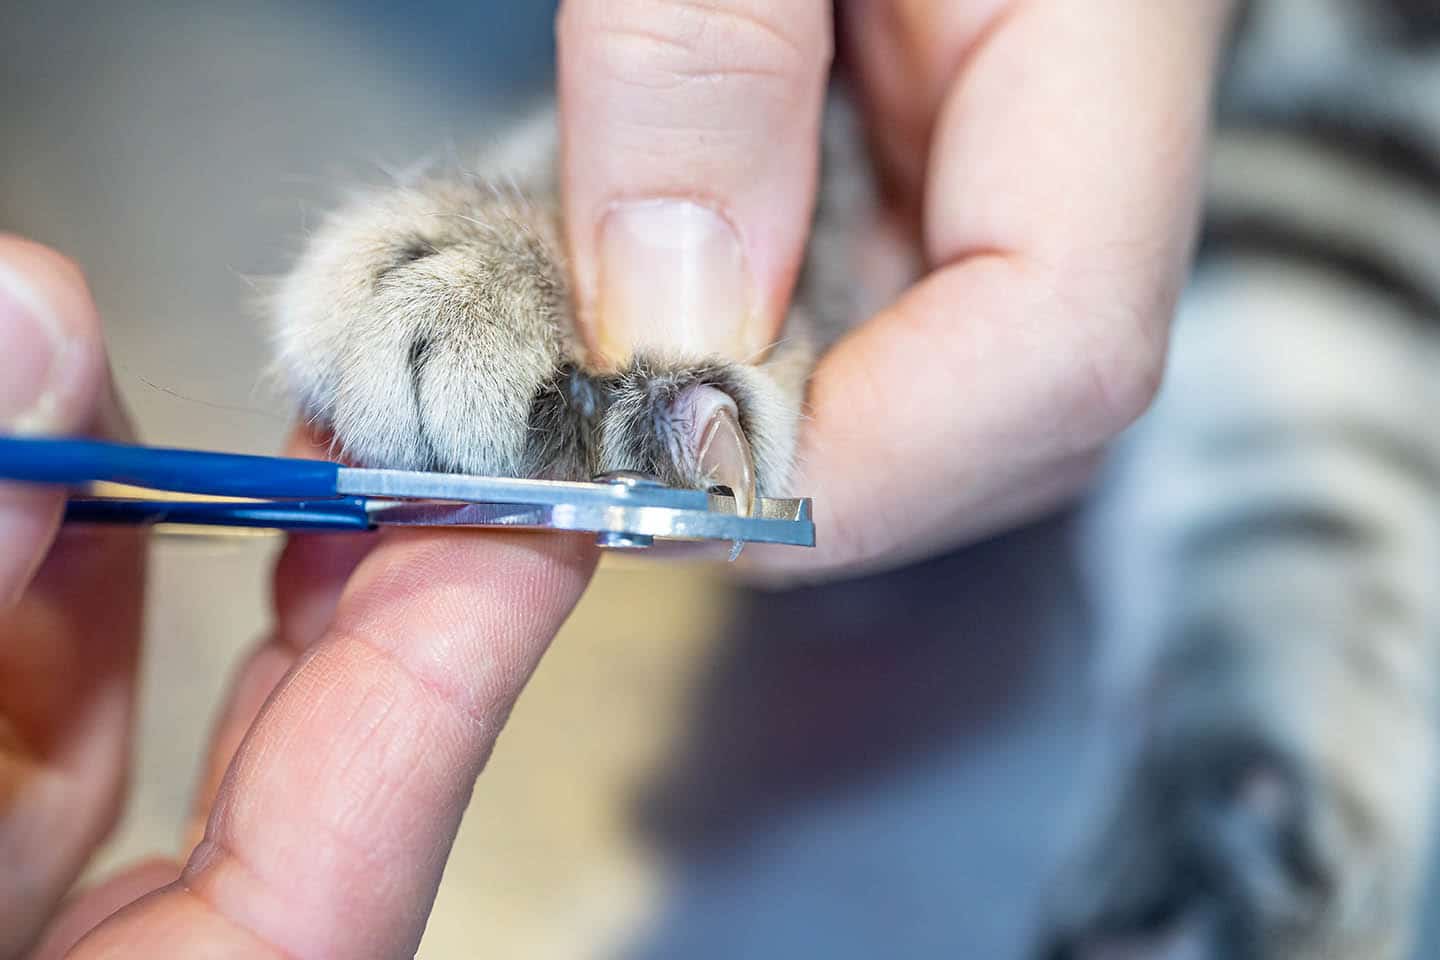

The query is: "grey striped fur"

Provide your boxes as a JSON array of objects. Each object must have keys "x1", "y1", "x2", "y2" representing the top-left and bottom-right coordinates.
[{"x1": 1038, "y1": 2, "x2": 1440, "y2": 956}]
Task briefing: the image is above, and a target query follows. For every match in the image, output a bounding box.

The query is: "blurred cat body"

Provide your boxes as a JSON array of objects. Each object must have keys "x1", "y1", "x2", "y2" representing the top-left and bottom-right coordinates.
[{"x1": 1040, "y1": 2, "x2": 1440, "y2": 957}]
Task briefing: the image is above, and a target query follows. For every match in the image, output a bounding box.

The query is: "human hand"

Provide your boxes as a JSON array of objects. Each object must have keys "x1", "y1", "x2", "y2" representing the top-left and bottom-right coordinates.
[
  {"x1": 0, "y1": 236, "x2": 598, "y2": 958},
  {"x1": 557, "y1": 0, "x2": 1236, "y2": 578}
]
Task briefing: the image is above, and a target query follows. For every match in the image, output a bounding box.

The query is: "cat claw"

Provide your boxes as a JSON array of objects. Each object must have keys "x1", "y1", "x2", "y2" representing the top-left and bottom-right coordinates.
[{"x1": 697, "y1": 399, "x2": 756, "y2": 519}]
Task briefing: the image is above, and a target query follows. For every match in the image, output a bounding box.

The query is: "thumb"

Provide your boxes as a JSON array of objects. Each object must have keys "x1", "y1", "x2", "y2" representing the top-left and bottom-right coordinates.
[
  {"x1": 557, "y1": 0, "x2": 833, "y2": 367},
  {"x1": 0, "y1": 236, "x2": 110, "y2": 607}
]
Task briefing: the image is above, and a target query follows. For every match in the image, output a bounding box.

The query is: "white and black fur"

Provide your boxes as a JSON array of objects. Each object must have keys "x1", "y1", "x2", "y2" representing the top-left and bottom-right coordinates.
[
  {"x1": 271, "y1": 2, "x2": 1440, "y2": 957},
  {"x1": 271, "y1": 98, "x2": 874, "y2": 495}
]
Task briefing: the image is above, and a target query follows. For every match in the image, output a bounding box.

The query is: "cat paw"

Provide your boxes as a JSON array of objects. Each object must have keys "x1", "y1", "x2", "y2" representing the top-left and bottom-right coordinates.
[
  {"x1": 270, "y1": 178, "x2": 576, "y2": 476},
  {"x1": 594, "y1": 358, "x2": 797, "y2": 512},
  {"x1": 270, "y1": 174, "x2": 806, "y2": 502},
  {"x1": 1031, "y1": 734, "x2": 1407, "y2": 960}
]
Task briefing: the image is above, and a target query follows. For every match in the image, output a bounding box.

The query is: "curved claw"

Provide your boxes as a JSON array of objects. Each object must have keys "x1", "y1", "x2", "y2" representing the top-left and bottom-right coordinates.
[
  {"x1": 697, "y1": 398, "x2": 756, "y2": 562},
  {"x1": 698, "y1": 403, "x2": 756, "y2": 520}
]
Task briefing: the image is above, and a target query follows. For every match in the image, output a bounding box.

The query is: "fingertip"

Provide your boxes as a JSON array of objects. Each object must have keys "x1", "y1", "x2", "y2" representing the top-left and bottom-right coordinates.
[
  {"x1": 29, "y1": 859, "x2": 183, "y2": 960},
  {"x1": 0, "y1": 236, "x2": 118, "y2": 606},
  {"x1": 0, "y1": 235, "x2": 95, "y2": 332},
  {"x1": 280, "y1": 420, "x2": 337, "y2": 461},
  {"x1": 0, "y1": 235, "x2": 107, "y2": 436},
  {"x1": 557, "y1": 0, "x2": 833, "y2": 364}
]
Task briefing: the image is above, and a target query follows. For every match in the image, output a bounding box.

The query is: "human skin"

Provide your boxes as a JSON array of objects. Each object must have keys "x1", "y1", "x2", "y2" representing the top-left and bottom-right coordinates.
[
  {"x1": 0, "y1": 237, "x2": 597, "y2": 958},
  {"x1": 559, "y1": 0, "x2": 1237, "y2": 578},
  {"x1": 4, "y1": 0, "x2": 1236, "y2": 953}
]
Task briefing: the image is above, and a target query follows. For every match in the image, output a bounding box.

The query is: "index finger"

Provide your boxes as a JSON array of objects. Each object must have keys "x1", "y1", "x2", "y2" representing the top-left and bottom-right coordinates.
[
  {"x1": 752, "y1": 0, "x2": 1235, "y2": 576},
  {"x1": 73, "y1": 530, "x2": 597, "y2": 959}
]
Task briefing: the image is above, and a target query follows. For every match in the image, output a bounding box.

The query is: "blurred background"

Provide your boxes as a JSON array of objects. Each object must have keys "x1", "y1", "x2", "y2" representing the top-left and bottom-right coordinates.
[{"x1": 3, "y1": 2, "x2": 1438, "y2": 958}]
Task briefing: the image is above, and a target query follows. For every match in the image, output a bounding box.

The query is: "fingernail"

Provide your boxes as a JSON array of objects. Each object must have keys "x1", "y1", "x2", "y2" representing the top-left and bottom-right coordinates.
[
  {"x1": 0, "y1": 264, "x2": 62, "y2": 432},
  {"x1": 595, "y1": 200, "x2": 757, "y2": 365}
]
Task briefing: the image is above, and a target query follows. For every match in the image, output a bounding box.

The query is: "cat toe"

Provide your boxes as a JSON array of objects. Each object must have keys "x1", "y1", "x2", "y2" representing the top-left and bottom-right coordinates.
[{"x1": 596, "y1": 356, "x2": 799, "y2": 500}]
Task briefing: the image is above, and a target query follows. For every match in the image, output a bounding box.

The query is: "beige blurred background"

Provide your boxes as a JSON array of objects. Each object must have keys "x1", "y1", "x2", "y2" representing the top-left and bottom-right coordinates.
[{"x1": 6, "y1": 3, "x2": 1438, "y2": 958}]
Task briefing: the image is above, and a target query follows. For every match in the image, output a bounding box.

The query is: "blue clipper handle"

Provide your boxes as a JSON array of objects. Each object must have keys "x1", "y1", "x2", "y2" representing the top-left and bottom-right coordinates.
[
  {"x1": 0, "y1": 436, "x2": 341, "y2": 499},
  {"x1": 63, "y1": 497, "x2": 375, "y2": 532}
]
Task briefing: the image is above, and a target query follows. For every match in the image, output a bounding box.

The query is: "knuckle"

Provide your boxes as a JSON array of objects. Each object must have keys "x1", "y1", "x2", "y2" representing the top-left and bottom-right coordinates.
[
  {"x1": 563, "y1": 0, "x2": 828, "y2": 93},
  {"x1": 1077, "y1": 315, "x2": 1168, "y2": 442},
  {"x1": 1001, "y1": 254, "x2": 1171, "y2": 451},
  {"x1": 0, "y1": 235, "x2": 104, "y2": 355}
]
